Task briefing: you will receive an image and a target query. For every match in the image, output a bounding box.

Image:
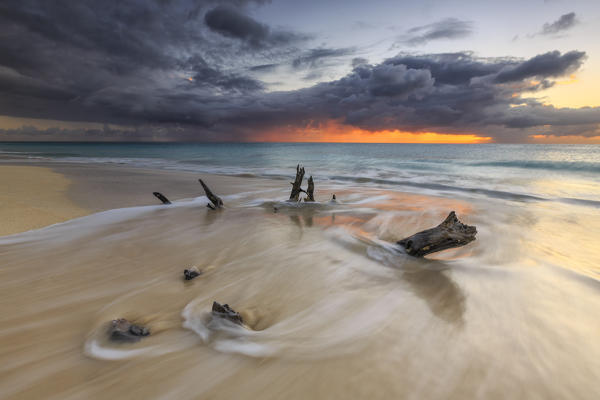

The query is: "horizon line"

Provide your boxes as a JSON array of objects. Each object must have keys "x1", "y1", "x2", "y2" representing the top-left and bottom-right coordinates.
[{"x1": 0, "y1": 140, "x2": 598, "y2": 145}]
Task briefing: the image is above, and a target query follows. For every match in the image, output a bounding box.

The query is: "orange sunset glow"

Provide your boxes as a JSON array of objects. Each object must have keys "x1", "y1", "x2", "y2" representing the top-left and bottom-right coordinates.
[
  {"x1": 255, "y1": 120, "x2": 492, "y2": 143},
  {"x1": 528, "y1": 134, "x2": 600, "y2": 144}
]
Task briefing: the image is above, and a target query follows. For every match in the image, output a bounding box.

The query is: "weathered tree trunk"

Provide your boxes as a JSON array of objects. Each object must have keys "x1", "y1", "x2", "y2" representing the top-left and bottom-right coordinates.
[
  {"x1": 305, "y1": 175, "x2": 315, "y2": 202},
  {"x1": 199, "y1": 178, "x2": 224, "y2": 210},
  {"x1": 398, "y1": 211, "x2": 476, "y2": 257},
  {"x1": 289, "y1": 164, "x2": 306, "y2": 201},
  {"x1": 153, "y1": 191, "x2": 171, "y2": 204}
]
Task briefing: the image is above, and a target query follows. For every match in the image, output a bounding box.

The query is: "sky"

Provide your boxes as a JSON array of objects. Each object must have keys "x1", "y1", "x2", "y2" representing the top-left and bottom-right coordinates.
[{"x1": 1, "y1": 0, "x2": 600, "y2": 143}]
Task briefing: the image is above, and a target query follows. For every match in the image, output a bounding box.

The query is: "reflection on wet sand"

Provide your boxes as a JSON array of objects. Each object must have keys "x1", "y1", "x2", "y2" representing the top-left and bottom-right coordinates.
[
  {"x1": 279, "y1": 196, "x2": 468, "y2": 326},
  {"x1": 401, "y1": 266, "x2": 466, "y2": 326}
]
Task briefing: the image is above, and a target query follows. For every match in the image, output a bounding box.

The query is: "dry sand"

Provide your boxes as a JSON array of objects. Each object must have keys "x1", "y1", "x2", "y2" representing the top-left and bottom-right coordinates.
[{"x1": 0, "y1": 166, "x2": 88, "y2": 236}]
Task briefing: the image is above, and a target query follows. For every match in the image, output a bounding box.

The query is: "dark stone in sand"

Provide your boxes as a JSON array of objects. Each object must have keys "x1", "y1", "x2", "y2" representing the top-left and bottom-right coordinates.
[
  {"x1": 184, "y1": 266, "x2": 201, "y2": 280},
  {"x1": 109, "y1": 318, "x2": 150, "y2": 342},
  {"x1": 211, "y1": 301, "x2": 244, "y2": 325}
]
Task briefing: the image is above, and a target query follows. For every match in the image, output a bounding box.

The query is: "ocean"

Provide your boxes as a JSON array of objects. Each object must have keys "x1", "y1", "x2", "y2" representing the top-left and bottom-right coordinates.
[
  {"x1": 1, "y1": 142, "x2": 599, "y2": 205},
  {"x1": 0, "y1": 142, "x2": 599, "y2": 399}
]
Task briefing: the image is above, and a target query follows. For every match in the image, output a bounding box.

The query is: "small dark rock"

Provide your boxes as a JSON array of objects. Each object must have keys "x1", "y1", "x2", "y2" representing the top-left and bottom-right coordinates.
[
  {"x1": 109, "y1": 318, "x2": 150, "y2": 342},
  {"x1": 211, "y1": 301, "x2": 244, "y2": 325},
  {"x1": 184, "y1": 266, "x2": 202, "y2": 281}
]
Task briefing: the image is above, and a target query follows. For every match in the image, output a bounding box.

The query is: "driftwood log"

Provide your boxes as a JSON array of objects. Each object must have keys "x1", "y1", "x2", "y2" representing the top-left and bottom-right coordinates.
[
  {"x1": 289, "y1": 164, "x2": 306, "y2": 201},
  {"x1": 199, "y1": 179, "x2": 224, "y2": 210},
  {"x1": 211, "y1": 301, "x2": 244, "y2": 325},
  {"x1": 153, "y1": 192, "x2": 171, "y2": 205},
  {"x1": 398, "y1": 211, "x2": 476, "y2": 257},
  {"x1": 305, "y1": 176, "x2": 315, "y2": 202}
]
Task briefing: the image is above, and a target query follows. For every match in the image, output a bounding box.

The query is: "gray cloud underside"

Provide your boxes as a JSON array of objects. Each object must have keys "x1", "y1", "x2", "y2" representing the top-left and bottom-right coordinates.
[
  {"x1": 0, "y1": 1, "x2": 598, "y2": 142},
  {"x1": 541, "y1": 12, "x2": 578, "y2": 35},
  {"x1": 397, "y1": 18, "x2": 473, "y2": 47}
]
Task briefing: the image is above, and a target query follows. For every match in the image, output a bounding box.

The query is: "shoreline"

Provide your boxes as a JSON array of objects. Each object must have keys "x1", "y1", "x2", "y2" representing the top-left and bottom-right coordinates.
[{"x1": 0, "y1": 162, "x2": 280, "y2": 236}]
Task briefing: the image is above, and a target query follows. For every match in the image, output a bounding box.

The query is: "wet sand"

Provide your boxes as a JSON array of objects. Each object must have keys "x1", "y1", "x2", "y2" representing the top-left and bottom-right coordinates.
[
  {"x1": 0, "y1": 162, "x2": 599, "y2": 399},
  {"x1": 0, "y1": 163, "x2": 277, "y2": 235},
  {"x1": 53, "y1": 163, "x2": 275, "y2": 213}
]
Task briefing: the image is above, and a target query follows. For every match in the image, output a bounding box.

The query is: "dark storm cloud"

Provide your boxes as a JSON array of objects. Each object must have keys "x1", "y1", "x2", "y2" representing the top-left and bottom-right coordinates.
[
  {"x1": 351, "y1": 58, "x2": 369, "y2": 68},
  {"x1": 0, "y1": 66, "x2": 75, "y2": 101},
  {"x1": 398, "y1": 18, "x2": 473, "y2": 47},
  {"x1": 204, "y1": 5, "x2": 309, "y2": 48},
  {"x1": 0, "y1": 0, "x2": 599, "y2": 142},
  {"x1": 540, "y1": 12, "x2": 578, "y2": 35},
  {"x1": 0, "y1": 0, "x2": 305, "y2": 124},
  {"x1": 204, "y1": 50, "x2": 599, "y2": 140},
  {"x1": 366, "y1": 64, "x2": 434, "y2": 97},
  {"x1": 189, "y1": 56, "x2": 265, "y2": 91},
  {"x1": 384, "y1": 53, "x2": 502, "y2": 85},
  {"x1": 249, "y1": 63, "x2": 279, "y2": 72},
  {"x1": 494, "y1": 50, "x2": 585, "y2": 83}
]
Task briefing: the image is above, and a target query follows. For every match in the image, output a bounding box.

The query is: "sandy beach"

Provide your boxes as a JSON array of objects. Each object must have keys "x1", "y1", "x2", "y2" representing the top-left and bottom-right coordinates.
[
  {"x1": 0, "y1": 163, "x2": 275, "y2": 236},
  {"x1": 0, "y1": 159, "x2": 598, "y2": 400},
  {"x1": 0, "y1": 166, "x2": 87, "y2": 236}
]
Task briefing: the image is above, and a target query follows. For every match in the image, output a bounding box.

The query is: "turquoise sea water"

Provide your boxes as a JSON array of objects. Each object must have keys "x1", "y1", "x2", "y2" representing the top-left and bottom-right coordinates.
[{"x1": 1, "y1": 142, "x2": 599, "y2": 206}]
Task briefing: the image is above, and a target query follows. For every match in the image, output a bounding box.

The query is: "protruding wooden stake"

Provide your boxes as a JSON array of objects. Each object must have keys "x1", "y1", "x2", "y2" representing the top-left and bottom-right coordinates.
[
  {"x1": 305, "y1": 176, "x2": 315, "y2": 202},
  {"x1": 398, "y1": 211, "x2": 477, "y2": 257},
  {"x1": 153, "y1": 192, "x2": 171, "y2": 204},
  {"x1": 289, "y1": 164, "x2": 306, "y2": 201},
  {"x1": 199, "y1": 179, "x2": 224, "y2": 210}
]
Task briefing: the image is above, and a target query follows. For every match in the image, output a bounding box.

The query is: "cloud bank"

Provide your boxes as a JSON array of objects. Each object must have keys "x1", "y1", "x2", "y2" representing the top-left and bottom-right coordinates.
[{"x1": 0, "y1": 1, "x2": 598, "y2": 142}]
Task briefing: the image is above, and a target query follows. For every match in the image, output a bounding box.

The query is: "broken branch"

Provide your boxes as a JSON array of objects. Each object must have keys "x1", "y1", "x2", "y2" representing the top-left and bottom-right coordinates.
[
  {"x1": 397, "y1": 211, "x2": 476, "y2": 257},
  {"x1": 153, "y1": 192, "x2": 171, "y2": 205},
  {"x1": 289, "y1": 164, "x2": 305, "y2": 201},
  {"x1": 305, "y1": 175, "x2": 315, "y2": 202},
  {"x1": 199, "y1": 178, "x2": 224, "y2": 209}
]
